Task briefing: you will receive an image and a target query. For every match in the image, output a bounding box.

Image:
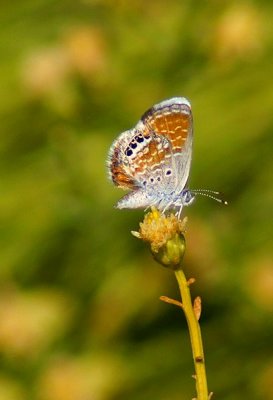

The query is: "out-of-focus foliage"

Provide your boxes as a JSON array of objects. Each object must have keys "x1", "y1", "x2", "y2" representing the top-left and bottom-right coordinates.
[{"x1": 0, "y1": 1, "x2": 272, "y2": 399}]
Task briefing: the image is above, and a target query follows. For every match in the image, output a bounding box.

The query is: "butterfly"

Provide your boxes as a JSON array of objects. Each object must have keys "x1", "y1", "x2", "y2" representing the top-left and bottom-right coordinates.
[{"x1": 108, "y1": 97, "x2": 226, "y2": 218}]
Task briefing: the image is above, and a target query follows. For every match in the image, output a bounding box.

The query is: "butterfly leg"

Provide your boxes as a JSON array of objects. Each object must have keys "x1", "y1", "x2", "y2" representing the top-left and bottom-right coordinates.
[
  {"x1": 161, "y1": 200, "x2": 175, "y2": 215},
  {"x1": 177, "y1": 204, "x2": 184, "y2": 219}
]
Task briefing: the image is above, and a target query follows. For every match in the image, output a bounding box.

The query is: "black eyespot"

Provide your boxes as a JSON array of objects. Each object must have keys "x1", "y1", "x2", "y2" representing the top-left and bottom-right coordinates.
[
  {"x1": 125, "y1": 148, "x2": 133, "y2": 157},
  {"x1": 130, "y1": 142, "x2": 137, "y2": 149},
  {"x1": 166, "y1": 169, "x2": 172, "y2": 175},
  {"x1": 157, "y1": 177, "x2": 161, "y2": 181},
  {"x1": 136, "y1": 135, "x2": 144, "y2": 143},
  {"x1": 143, "y1": 180, "x2": 147, "y2": 186},
  {"x1": 150, "y1": 178, "x2": 154, "y2": 183}
]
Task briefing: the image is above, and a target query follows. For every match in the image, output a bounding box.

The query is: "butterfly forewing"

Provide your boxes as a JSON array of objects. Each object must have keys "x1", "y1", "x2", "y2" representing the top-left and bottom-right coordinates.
[
  {"x1": 141, "y1": 98, "x2": 193, "y2": 191},
  {"x1": 141, "y1": 98, "x2": 192, "y2": 154}
]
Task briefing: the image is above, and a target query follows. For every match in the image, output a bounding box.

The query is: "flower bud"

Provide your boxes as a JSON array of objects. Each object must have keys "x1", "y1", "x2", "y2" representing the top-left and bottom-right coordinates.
[{"x1": 132, "y1": 207, "x2": 187, "y2": 269}]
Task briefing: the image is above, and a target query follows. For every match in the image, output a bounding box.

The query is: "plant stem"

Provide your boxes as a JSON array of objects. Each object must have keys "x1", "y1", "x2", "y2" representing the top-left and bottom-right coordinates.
[{"x1": 174, "y1": 269, "x2": 209, "y2": 400}]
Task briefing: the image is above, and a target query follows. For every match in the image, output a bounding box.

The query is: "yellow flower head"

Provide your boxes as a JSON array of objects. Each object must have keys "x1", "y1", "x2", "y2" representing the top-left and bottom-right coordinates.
[{"x1": 132, "y1": 207, "x2": 187, "y2": 269}]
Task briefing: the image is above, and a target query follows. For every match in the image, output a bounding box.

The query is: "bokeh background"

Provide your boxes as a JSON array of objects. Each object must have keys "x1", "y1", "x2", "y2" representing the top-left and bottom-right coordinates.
[{"x1": 1, "y1": 1, "x2": 273, "y2": 399}]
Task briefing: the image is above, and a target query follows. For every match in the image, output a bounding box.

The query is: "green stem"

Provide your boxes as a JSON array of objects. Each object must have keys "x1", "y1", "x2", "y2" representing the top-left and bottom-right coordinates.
[{"x1": 174, "y1": 269, "x2": 209, "y2": 400}]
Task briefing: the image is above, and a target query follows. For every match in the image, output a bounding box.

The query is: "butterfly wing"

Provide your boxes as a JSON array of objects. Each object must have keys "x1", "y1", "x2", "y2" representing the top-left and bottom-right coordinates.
[
  {"x1": 108, "y1": 126, "x2": 165, "y2": 208},
  {"x1": 140, "y1": 97, "x2": 193, "y2": 193},
  {"x1": 108, "y1": 125, "x2": 173, "y2": 190}
]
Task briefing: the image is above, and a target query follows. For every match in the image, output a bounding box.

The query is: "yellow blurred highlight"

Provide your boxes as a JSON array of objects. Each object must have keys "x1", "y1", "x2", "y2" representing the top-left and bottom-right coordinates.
[
  {"x1": 0, "y1": 287, "x2": 74, "y2": 359},
  {"x1": 22, "y1": 47, "x2": 70, "y2": 96},
  {"x1": 64, "y1": 26, "x2": 107, "y2": 78},
  {"x1": 22, "y1": 25, "x2": 107, "y2": 97},
  {"x1": 213, "y1": 5, "x2": 265, "y2": 62},
  {"x1": 0, "y1": 376, "x2": 26, "y2": 400},
  {"x1": 37, "y1": 354, "x2": 127, "y2": 400},
  {"x1": 245, "y1": 256, "x2": 273, "y2": 312},
  {"x1": 256, "y1": 363, "x2": 273, "y2": 399}
]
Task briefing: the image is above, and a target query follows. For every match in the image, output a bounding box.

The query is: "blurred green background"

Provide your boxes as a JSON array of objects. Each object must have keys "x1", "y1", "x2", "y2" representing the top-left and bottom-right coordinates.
[{"x1": 0, "y1": 1, "x2": 273, "y2": 399}]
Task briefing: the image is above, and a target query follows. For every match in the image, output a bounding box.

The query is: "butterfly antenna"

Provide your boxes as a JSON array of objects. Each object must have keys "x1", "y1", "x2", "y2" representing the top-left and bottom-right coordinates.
[{"x1": 191, "y1": 189, "x2": 228, "y2": 205}]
